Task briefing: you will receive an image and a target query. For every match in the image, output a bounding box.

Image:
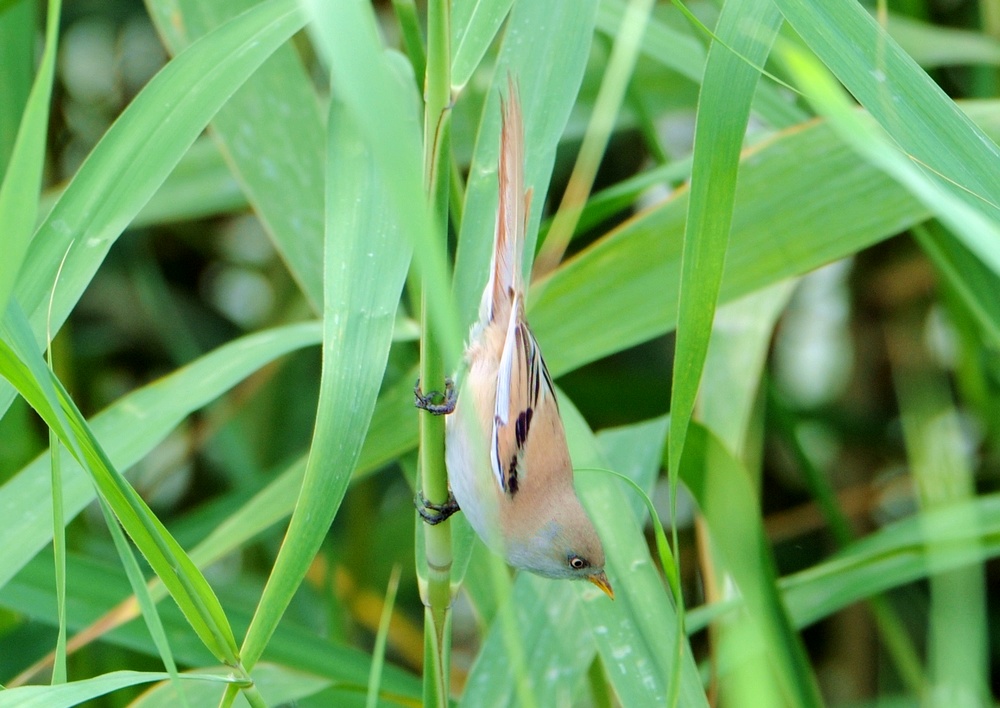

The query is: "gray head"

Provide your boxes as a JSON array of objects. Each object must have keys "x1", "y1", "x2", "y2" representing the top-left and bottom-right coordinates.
[{"x1": 506, "y1": 494, "x2": 613, "y2": 598}]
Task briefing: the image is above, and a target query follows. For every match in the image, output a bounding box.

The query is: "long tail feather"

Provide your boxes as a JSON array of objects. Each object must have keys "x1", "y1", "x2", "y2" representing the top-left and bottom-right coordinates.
[{"x1": 490, "y1": 79, "x2": 526, "y2": 321}]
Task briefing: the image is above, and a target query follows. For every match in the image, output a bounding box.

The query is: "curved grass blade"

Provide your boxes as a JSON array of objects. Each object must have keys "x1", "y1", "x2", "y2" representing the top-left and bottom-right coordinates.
[
  {"x1": 0, "y1": 303, "x2": 240, "y2": 665},
  {"x1": 0, "y1": 321, "x2": 322, "y2": 592},
  {"x1": 0, "y1": 670, "x2": 238, "y2": 708}
]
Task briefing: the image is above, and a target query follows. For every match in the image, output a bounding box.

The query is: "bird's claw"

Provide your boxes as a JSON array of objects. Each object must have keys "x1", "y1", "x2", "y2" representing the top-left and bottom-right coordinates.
[
  {"x1": 414, "y1": 377, "x2": 456, "y2": 415},
  {"x1": 415, "y1": 490, "x2": 460, "y2": 525}
]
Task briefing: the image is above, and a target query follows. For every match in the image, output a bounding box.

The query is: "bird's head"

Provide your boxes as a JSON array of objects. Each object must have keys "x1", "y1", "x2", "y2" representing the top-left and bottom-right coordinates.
[{"x1": 506, "y1": 494, "x2": 613, "y2": 598}]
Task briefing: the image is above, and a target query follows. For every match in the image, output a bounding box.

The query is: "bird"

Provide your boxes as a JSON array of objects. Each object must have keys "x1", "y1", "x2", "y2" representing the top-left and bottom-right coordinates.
[{"x1": 416, "y1": 79, "x2": 612, "y2": 599}]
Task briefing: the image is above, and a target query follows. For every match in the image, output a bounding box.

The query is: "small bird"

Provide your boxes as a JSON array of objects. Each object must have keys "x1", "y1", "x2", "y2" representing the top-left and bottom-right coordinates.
[{"x1": 416, "y1": 80, "x2": 612, "y2": 598}]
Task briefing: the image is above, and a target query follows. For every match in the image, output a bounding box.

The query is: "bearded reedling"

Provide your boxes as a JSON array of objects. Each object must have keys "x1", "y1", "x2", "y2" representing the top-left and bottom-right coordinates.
[{"x1": 415, "y1": 80, "x2": 612, "y2": 597}]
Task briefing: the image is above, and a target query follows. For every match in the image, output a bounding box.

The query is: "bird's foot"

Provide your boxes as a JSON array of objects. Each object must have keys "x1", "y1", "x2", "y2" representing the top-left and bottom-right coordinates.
[
  {"x1": 415, "y1": 490, "x2": 460, "y2": 525},
  {"x1": 414, "y1": 377, "x2": 456, "y2": 415}
]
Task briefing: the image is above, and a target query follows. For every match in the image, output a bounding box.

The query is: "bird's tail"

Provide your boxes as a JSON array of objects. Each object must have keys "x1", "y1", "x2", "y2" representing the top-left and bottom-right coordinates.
[{"x1": 488, "y1": 78, "x2": 532, "y2": 322}]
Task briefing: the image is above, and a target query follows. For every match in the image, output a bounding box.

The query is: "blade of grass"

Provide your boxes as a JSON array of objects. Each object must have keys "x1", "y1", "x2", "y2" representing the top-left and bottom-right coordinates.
[
  {"x1": 0, "y1": 670, "x2": 238, "y2": 708},
  {"x1": 529, "y1": 102, "x2": 1000, "y2": 379},
  {"x1": 697, "y1": 283, "x2": 797, "y2": 705},
  {"x1": 144, "y1": 0, "x2": 326, "y2": 311},
  {"x1": 236, "y1": 35, "x2": 416, "y2": 676},
  {"x1": 2, "y1": 362, "x2": 419, "y2": 690},
  {"x1": 366, "y1": 565, "x2": 403, "y2": 708},
  {"x1": 886, "y1": 13, "x2": 1000, "y2": 69},
  {"x1": 459, "y1": 411, "x2": 707, "y2": 707},
  {"x1": 94, "y1": 495, "x2": 188, "y2": 706},
  {"x1": 46, "y1": 214, "x2": 69, "y2": 687},
  {"x1": 916, "y1": 225, "x2": 1000, "y2": 348},
  {"x1": 132, "y1": 664, "x2": 333, "y2": 708},
  {"x1": 2, "y1": 551, "x2": 422, "y2": 702},
  {"x1": 392, "y1": 0, "x2": 427, "y2": 83},
  {"x1": 665, "y1": 3, "x2": 820, "y2": 702},
  {"x1": 37, "y1": 137, "x2": 248, "y2": 229},
  {"x1": 765, "y1": 382, "x2": 926, "y2": 693},
  {"x1": 891, "y1": 332, "x2": 988, "y2": 703},
  {"x1": 532, "y1": 0, "x2": 655, "y2": 277},
  {"x1": 0, "y1": 322, "x2": 322, "y2": 592},
  {"x1": 667, "y1": 0, "x2": 779, "y2": 515},
  {"x1": 678, "y1": 421, "x2": 819, "y2": 706},
  {"x1": 773, "y1": 0, "x2": 1000, "y2": 273},
  {"x1": 0, "y1": 302, "x2": 240, "y2": 666},
  {"x1": 597, "y1": 0, "x2": 807, "y2": 128},
  {"x1": 0, "y1": 0, "x2": 61, "y2": 318},
  {"x1": 0, "y1": 0, "x2": 308, "y2": 420},
  {"x1": 779, "y1": 41, "x2": 1000, "y2": 279},
  {"x1": 305, "y1": 0, "x2": 462, "y2": 371},
  {"x1": 48, "y1": 430, "x2": 67, "y2": 684},
  {"x1": 451, "y1": 0, "x2": 513, "y2": 91},
  {"x1": 565, "y1": 400, "x2": 706, "y2": 708},
  {"x1": 687, "y1": 492, "x2": 1000, "y2": 637},
  {"x1": 0, "y1": 0, "x2": 36, "y2": 180}
]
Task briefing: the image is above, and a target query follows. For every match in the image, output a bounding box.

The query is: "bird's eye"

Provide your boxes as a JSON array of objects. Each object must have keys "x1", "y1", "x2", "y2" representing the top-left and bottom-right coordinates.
[{"x1": 569, "y1": 555, "x2": 588, "y2": 570}]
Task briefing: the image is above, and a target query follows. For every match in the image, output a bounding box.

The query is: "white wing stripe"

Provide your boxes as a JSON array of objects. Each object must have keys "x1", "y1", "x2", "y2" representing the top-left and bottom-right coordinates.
[{"x1": 491, "y1": 294, "x2": 520, "y2": 490}]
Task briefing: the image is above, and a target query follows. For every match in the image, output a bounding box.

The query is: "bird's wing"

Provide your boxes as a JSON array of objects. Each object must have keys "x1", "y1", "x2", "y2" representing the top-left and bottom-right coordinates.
[{"x1": 490, "y1": 297, "x2": 556, "y2": 495}]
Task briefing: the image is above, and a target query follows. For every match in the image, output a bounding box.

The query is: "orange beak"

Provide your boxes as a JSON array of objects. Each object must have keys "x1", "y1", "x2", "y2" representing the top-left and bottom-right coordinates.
[{"x1": 588, "y1": 571, "x2": 614, "y2": 600}]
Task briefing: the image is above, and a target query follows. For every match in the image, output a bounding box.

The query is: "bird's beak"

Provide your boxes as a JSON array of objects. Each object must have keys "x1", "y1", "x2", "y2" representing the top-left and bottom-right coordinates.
[{"x1": 588, "y1": 571, "x2": 614, "y2": 600}]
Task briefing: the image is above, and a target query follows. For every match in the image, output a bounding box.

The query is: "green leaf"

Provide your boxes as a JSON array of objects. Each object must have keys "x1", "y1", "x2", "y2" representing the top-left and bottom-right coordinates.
[
  {"x1": 688, "y1": 493, "x2": 1000, "y2": 638},
  {"x1": 916, "y1": 227, "x2": 1000, "y2": 348},
  {"x1": 132, "y1": 664, "x2": 331, "y2": 707},
  {"x1": 700, "y1": 282, "x2": 796, "y2": 456},
  {"x1": 0, "y1": 670, "x2": 237, "y2": 708},
  {"x1": 0, "y1": 322, "x2": 321, "y2": 591},
  {"x1": 37, "y1": 137, "x2": 249, "y2": 228},
  {"x1": 0, "y1": 0, "x2": 35, "y2": 180},
  {"x1": 778, "y1": 40, "x2": 1000, "y2": 279},
  {"x1": 886, "y1": 13, "x2": 1000, "y2": 69},
  {"x1": 145, "y1": 0, "x2": 326, "y2": 310},
  {"x1": 461, "y1": 408, "x2": 705, "y2": 707},
  {"x1": 238, "y1": 40, "x2": 417, "y2": 669},
  {"x1": 451, "y1": 0, "x2": 514, "y2": 91},
  {"x1": 565, "y1": 402, "x2": 706, "y2": 708},
  {"x1": 1, "y1": 551, "x2": 423, "y2": 702},
  {"x1": 895, "y1": 363, "x2": 988, "y2": 700},
  {"x1": 304, "y1": 0, "x2": 461, "y2": 367},
  {"x1": 667, "y1": 0, "x2": 785, "y2": 585},
  {"x1": 679, "y1": 422, "x2": 817, "y2": 706},
  {"x1": 773, "y1": 0, "x2": 1000, "y2": 272},
  {"x1": 0, "y1": 303, "x2": 240, "y2": 665},
  {"x1": 529, "y1": 102, "x2": 1000, "y2": 378},
  {"x1": 0, "y1": 0, "x2": 307, "y2": 420},
  {"x1": 0, "y1": 0, "x2": 60, "y2": 317}
]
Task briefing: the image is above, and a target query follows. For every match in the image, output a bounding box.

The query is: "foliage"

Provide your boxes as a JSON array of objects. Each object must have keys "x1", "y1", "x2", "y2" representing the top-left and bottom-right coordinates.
[{"x1": 1, "y1": 0, "x2": 999, "y2": 705}]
